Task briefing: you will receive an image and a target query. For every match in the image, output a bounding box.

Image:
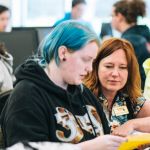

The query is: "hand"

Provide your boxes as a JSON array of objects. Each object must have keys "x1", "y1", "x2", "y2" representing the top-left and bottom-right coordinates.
[
  {"x1": 78, "y1": 135, "x2": 127, "y2": 150},
  {"x1": 95, "y1": 135, "x2": 127, "y2": 150},
  {"x1": 112, "y1": 121, "x2": 134, "y2": 137}
]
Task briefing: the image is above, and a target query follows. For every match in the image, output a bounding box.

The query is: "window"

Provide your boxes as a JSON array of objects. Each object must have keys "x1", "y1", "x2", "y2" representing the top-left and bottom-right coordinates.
[{"x1": 11, "y1": 0, "x2": 65, "y2": 27}]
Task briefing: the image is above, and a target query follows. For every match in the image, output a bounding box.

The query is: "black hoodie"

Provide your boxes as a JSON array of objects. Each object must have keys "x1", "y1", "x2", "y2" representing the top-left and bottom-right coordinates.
[
  {"x1": 0, "y1": 60, "x2": 109, "y2": 147},
  {"x1": 122, "y1": 25, "x2": 150, "y2": 89}
]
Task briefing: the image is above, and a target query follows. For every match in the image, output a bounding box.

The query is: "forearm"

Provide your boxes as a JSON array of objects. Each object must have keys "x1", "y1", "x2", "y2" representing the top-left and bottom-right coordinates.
[
  {"x1": 129, "y1": 117, "x2": 150, "y2": 133},
  {"x1": 77, "y1": 135, "x2": 126, "y2": 150},
  {"x1": 7, "y1": 142, "x2": 82, "y2": 150},
  {"x1": 77, "y1": 139, "x2": 96, "y2": 150}
]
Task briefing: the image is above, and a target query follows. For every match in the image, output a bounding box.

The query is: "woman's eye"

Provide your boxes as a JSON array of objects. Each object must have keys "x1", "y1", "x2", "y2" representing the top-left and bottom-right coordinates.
[
  {"x1": 120, "y1": 66, "x2": 127, "y2": 69},
  {"x1": 82, "y1": 58, "x2": 91, "y2": 62},
  {"x1": 105, "y1": 66, "x2": 113, "y2": 68}
]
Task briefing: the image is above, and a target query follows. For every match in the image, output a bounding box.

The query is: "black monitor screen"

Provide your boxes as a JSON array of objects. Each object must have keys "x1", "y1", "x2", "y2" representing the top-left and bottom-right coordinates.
[{"x1": 0, "y1": 29, "x2": 39, "y2": 69}]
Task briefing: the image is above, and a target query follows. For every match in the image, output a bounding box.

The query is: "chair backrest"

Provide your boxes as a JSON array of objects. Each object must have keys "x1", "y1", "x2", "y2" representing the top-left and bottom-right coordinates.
[
  {"x1": 0, "y1": 90, "x2": 12, "y2": 115},
  {"x1": 0, "y1": 90, "x2": 12, "y2": 148},
  {"x1": 100, "y1": 23, "x2": 113, "y2": 39}
]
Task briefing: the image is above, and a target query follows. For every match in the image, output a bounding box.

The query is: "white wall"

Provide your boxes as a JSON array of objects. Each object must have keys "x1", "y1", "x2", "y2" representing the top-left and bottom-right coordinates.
[{"x1": 0, "y1": 0, "x2": 11, "y2": 7}]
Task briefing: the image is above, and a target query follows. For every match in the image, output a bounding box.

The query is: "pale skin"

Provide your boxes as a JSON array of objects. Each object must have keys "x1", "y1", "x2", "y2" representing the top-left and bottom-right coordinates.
[
  {"x1": 45, "y1": 42, "x2": 127, "y2": 150},
  {"x1": 0, "y1": 10, "x2": 10, "y2": 32},
  {"x1": 98, "y1": 49, "x2": 150, "y2": 137},
  {"x1": 71, "y1": 3, "x2": 86, "y2": 20}
]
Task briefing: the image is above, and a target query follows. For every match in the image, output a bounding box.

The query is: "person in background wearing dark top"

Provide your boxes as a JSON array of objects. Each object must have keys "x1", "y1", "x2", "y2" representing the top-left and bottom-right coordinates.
[
  {"x1": 0, "y1": 21, "x2": 126, "y2": 149},
  {"x1": 84, "y1": 38, "x2": 150, "y2": 137},
  {"x1": 0, "y1": 5, "x2": 10, "y2": 32},
  {"x1": 111, "y1": 0, "x2": 150, "y2": 89},
  {"x1": 54, "y1": 0, "x2": 92, "y2": 29}
]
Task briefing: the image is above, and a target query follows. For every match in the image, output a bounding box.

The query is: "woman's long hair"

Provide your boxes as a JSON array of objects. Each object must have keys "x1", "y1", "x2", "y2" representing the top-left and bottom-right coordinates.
[
  {"x1": 84, "y1": 38, "x2": 142, "y2": 104},
  {"x1": 0, "y1": 42, "x2": 7, "y2": 57}
]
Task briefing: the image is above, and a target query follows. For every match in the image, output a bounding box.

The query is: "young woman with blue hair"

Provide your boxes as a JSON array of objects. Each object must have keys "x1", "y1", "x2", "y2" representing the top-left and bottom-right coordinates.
[{"x1": 1, "y1": 21, "x2": 126, "y2": 150}]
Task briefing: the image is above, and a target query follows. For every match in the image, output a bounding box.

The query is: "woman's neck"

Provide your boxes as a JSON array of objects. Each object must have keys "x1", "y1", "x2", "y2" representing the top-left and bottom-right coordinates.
[
  {"x1": 102, "y1": 90, "x2": 117, "y2": 109},
  {"x1": 44, "y1": 60, "x2": 68, "y2": 90}
]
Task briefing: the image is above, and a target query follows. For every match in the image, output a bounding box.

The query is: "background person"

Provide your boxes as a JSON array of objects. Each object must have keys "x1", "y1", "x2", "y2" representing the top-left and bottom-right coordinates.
[
  {"x1": 143, "y1": 58, "x2": 150, "y2": 100},
  {"x1": 111, "y1": 0, "x2": 150, "y2": 89},
  {"x1": 0, "y1": 43, "x2": 14, "y2": 94},
  {"x1": 0, "y1": 5, "x2": 10, "y2": 32},
  {"x1": 54, "y1": 0, "x2": 92, "y2": 29}
]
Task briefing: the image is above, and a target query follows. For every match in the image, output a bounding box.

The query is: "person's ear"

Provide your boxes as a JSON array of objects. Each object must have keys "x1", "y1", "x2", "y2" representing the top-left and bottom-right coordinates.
[
  {"x1": 58, "y1": 46, "x2": 68, "y2": 61},
  {"x1": 117, "y1": 12, "x2": 125, "y2": 22}
]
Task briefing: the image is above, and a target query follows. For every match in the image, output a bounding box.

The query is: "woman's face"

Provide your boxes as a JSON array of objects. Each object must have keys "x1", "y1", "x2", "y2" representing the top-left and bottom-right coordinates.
[
  {"x1": 111, "y1": 7, "x2": 121, "y2": 32},
  {"x1": 98, "y1": 49, "x2": 128, "y2": 94},
  {"x1": 0, "y1": 10, "x2": 10, "y2": 32},
  {"x1": 60, "y1": 42, "x2": 99, "y2": 85},
  {"x1": 72, "y1": 3, "x2": 86, "y2": 19}
]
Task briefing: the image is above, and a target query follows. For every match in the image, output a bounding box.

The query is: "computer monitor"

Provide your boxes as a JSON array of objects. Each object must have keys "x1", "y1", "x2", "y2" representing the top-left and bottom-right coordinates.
[
  {"x1": 12, "y1": 27, "x2": 53, "y2": 43},
  {"x1": 0, "y1": 29, "x2": 39, "y2": 69},
  {"x1": 35, "y1": 27, "x2": 53, "y2": 43}
]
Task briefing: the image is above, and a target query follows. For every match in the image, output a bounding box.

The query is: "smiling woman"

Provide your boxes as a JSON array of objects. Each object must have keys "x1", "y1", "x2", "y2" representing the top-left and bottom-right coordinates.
[{"x1": 84, "y1": 37, "x2": 150, "y2": 137}]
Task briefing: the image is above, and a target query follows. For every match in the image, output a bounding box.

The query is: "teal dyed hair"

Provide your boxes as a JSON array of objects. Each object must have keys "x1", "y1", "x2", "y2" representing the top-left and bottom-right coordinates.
[{"x1": 40, "y1": 20, "x2": 100, "y2": 65}]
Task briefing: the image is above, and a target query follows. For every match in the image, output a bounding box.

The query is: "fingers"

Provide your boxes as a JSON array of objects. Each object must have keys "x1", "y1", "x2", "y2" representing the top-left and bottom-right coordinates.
[
  {"x1": 109, "y1": 135, "x2": 127, "y2": 143},
  {"x1": 112, "y1": 127, "x2": 131, "y2": 137},
  {"x1": 112, "y1": 131, "x2": 127, "y2": 137}
]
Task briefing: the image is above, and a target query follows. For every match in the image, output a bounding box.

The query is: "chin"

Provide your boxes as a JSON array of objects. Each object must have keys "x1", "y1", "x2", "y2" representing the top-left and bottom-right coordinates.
[
  {"x1": 107, "y1": 86, "x2": 121, "y2": 92},
  {"x1": 74, "y1": 80, "x2": 82, "y2": 85},
  {"x1": 68, "y1": 80, "x2": 81, "y2": 85}
]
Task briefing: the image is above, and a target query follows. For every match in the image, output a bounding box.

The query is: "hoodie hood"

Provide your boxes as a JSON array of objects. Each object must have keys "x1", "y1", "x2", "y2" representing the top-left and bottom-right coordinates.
[{"x1": 14, "y1": 59, "x2": 83, "y2": 100}]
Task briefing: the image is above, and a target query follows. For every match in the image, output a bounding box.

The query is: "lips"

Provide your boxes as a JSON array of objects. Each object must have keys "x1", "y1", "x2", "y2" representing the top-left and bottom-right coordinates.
[
  {"x1": 108, "y1": 80, "x2": 120, "y2": 82},
  {"x1": 108, "y1": 80, "x2": 121, "y2": 84},
  {"x1": 80, "y1": 75, "x2": 87, "y2": 80}
]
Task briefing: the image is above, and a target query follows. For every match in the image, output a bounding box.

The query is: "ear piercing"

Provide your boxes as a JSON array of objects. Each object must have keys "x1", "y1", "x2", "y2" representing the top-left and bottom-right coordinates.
[{"x1": 62, "y1": 58, "x2": 66, "y2": 61}]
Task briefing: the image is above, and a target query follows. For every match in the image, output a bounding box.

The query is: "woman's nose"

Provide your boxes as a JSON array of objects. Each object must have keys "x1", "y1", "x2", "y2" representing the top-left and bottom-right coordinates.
[
  {"x1": 85, "y1": 63, "x2": 93, "y2": 74},
  {"x1": 111, "y1": 68, "x2": 120, "y2": 77}
]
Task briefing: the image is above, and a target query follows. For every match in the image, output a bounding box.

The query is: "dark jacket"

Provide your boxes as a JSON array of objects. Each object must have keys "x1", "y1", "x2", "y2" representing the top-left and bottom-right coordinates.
[
  {"x1": 122, "y1": 25, "x2": 150, "y2": 89},
  {"x1": 0, "y1": 60, "x2": 109, "y2": 147}
]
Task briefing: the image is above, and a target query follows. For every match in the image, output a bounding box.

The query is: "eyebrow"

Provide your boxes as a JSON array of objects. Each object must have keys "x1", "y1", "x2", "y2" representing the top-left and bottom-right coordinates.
[
  {"x1": 104, "y1": 62, "x2": 127, "y2": 65},
  {"x1": 84, "y1": 56, "x2": 93, "y2": 59}
]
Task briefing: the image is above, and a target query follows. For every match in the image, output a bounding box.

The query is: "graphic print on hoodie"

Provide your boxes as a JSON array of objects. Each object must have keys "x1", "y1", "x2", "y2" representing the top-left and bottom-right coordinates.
[{"x1": 0, "y1": 60, "x2": 109, "y2": 147}]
